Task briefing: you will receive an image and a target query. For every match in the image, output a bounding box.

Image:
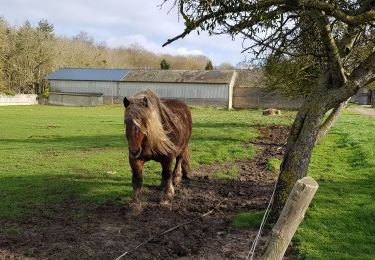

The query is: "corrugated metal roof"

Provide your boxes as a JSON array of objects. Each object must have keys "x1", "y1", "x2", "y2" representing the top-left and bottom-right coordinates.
[
  {"x1": 45, "y1": 68, "x2": 130, "y2": 81},
  {"x1": 122, "y1": 69, "x2": 234, "y2": 84},
  {"x1": 234, "y1": 69, "x2": 264, "y2": 88}
]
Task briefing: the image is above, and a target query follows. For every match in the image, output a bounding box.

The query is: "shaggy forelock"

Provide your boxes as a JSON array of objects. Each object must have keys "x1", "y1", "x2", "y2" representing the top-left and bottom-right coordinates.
[{"x1": 124, "y1": 90, "x2": 176, "y2": 155}]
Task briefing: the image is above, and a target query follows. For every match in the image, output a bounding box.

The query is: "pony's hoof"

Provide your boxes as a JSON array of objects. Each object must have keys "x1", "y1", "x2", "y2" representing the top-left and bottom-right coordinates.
[
  {"x1": 173, "y1": 177, "x2": 182, "y2": 187},
  {"x1": 160, "y1": 198, "x2": 172, "y2": 206},
  {"x1": 160, "y1": 193, "x2": 173, "y2": 206},
  {"x1": 129, "y1": 202, "x2": 142, "y2": 216}
]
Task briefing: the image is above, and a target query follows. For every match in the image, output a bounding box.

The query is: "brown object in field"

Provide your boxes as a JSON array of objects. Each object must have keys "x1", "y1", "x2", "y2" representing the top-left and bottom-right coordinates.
[
  {"x1": 263, "y1": 108, "x2": 281, "y2": 116},
  {"x1": 123, "y1": 89, "x2": 192, "y2": 211}
]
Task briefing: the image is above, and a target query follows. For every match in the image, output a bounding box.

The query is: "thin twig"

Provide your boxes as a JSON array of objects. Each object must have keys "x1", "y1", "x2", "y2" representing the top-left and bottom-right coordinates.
[{"x1": 114, "y1": 200, "x2": 225, "y2": 260}]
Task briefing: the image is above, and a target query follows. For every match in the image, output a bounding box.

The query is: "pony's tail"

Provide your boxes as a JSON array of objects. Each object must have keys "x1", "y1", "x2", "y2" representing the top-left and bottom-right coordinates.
[{"x1": 181, "y1": 147, "x2": 190, "y2": 179}]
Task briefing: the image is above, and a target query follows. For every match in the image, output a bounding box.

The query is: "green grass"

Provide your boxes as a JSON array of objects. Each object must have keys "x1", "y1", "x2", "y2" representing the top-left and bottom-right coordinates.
[
  {"x1": 0, "y1": 226, "x2": 19, "y2": 234},
  {"x1": 294, "y1": 109, "x2": 375, "y2": 259},
  {"x1": 232, "y1": 211, "x2": 266, "y2": 228},
  {"x1": 3, "y1": 105, "x2": 373, "y2": 259},
  {"x1": 230, "y1": 108, "x2": 374, "y2": 259},
  {"x1": 0, "y1": 105, "x2": 293, "y2": 220},
  {"x1": 267, "y1": 158, "x2": 282, "y2": 173},
  {"x1": 213, "y1": 166, "x2": 238, "y2": 180}
]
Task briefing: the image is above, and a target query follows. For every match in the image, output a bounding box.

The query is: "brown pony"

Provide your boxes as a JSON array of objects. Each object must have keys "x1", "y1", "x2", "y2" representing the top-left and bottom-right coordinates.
[{"x1": 123, "y1": 90, "x2": 192, "y2": 209}]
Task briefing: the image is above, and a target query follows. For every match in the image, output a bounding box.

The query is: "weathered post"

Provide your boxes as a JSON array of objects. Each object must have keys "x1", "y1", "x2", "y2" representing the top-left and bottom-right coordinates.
[{"x1": 260, "y1": 176, "x2": 319, "y2": 260}]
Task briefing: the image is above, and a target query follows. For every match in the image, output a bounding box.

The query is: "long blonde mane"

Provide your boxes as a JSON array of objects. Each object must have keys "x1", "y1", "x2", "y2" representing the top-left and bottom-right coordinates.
[{"x1": 125, "y1": 90, "x2": 176, "y2": 155}]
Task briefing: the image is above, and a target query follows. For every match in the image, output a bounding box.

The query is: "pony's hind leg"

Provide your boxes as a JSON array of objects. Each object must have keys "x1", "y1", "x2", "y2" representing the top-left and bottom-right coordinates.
[
  {"x1": 181, "y1": 148, "x2": 190, "y2": 180},
  {"x1": 173, "y1": 156, "x2": 183, "y2": 187},
  {"x1": 160, "y1": 159, "x2": 175, "y2": 205}
]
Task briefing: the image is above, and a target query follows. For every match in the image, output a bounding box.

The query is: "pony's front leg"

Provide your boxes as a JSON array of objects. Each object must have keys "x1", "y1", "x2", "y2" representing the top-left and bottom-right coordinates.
[
  {"x1": 129, "y1": 158, "x2": 144, "y2": 212},
  {"x1": 160, "y1": 159, "x2": 175, "y2": 205}
]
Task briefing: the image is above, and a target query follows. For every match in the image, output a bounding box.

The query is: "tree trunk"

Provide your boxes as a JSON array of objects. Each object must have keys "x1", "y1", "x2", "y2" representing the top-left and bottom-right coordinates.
[
  {"x1": 270, "y1": 80, "x2": 357, "y2": 221},
  {"x1": 270, "y1": 93, "x2": 329, "y2": 221},
  {"x1": 315, "y1": 98, "x2": 350, "y2": 144}
]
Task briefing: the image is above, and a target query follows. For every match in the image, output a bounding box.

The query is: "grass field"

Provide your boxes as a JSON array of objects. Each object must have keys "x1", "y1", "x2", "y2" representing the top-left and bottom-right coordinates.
[
  {"x1": 0, "y1": 105, "x2": 293, "y2": 220},
  {"x1": 239, "y1": 108, "x2": 375, "y2": 259},
  {"x1": 0, "y1": 105, "x2": 373, "y2": 259},
  {"x1": 294, "y1": 108, "x2": 375, "y2": 259}
]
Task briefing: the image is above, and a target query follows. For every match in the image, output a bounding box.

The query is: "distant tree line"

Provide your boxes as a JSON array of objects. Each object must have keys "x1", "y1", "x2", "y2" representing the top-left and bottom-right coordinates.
[{"x1": 0, "y1": 18, "x2": 232, "y2": 95}]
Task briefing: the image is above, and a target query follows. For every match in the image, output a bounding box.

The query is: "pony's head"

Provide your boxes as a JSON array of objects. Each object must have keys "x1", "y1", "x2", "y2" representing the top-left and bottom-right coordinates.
[
  {"x1": 123, "y1": 90, "x2": 176, "y2": 158},
  {"x1": 123, "y1": 95, "x2": 148, "y2": 159}
]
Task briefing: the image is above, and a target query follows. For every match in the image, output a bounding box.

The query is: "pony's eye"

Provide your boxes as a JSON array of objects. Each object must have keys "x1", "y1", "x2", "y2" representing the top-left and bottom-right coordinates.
[{"x1": 125, "y1": 116, "x2": 132, "y2": 125}]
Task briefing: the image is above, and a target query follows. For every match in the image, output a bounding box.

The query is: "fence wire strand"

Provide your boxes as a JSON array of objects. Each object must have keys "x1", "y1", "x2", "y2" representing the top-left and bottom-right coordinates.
[{"x1": 246, "y1": 171, "x2": 279, "y2": 260}]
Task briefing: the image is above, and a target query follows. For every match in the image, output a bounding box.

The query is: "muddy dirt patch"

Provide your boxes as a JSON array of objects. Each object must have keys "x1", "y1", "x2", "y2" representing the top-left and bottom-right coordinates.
[{"x1": 0, "y1": 125, "x2": 291, "y2": 260}]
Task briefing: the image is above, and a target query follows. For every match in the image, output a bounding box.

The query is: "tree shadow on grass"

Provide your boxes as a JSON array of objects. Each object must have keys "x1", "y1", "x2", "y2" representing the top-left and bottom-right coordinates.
[
  {"x1": 0, "y1": 134, "x2": 126, "y2": 151},
  {"x1": 0, "y1": 173, "x2": 133, "y2": 221},
  {"x1": 194, "y1": 121, "x2": 262, "y2": 129}
]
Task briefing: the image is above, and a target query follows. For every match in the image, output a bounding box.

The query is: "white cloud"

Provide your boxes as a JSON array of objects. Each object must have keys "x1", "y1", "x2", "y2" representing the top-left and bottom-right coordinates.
[
  {"x1": 175, "y1": 47, "x2": 204, "y2": 56},
  {"x1": 0, "y1": 0, "x2": 251, "y2": 66},
  {"x1": 107, "y1": 34, "x2": 205, "y2": 57}
]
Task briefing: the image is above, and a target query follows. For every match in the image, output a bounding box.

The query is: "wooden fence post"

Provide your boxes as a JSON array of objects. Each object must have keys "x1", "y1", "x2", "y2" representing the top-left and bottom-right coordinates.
[{"x1": 260, "y1": 176, "x2": 319, "y2": 260}]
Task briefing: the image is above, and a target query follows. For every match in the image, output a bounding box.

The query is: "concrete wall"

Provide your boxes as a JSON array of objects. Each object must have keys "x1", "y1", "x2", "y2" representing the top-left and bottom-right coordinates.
[
  {"x1": 0, "y1": 94, "x2": 38, "y2": 106},
  {"x1": 351, "y1": 88, "x2": 371, "y2": 105},
  {"x1": 233, "y1": 87, "x2": 304, "y2": 110},
  {"x1": 49, "y1": 92, "x2": 103, "y2": 107}
]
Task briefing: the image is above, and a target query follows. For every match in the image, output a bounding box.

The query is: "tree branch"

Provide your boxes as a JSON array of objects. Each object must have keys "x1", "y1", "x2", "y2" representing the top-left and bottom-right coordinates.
[
  {"x1": 298, "y1": 0, "x2": 375, "y2": 25},
  {"x1": 315, "y1": 98, "x2": 350, "y2": 143},
  {"x1": 313, "y1": 10, "x2": 347, "y2": 87},
  {"x1": 338, "y1": 25, "x2": 362, "y2": 58},
  {"x1": 162, "y1": 0, "x2": 287, "y2": 47},
  {"x1": 348, "y1": 49, "x2": 375, "y2": 88},
  {"x1": 162, "y1": 0, "x2": 375, "y2": 49}
]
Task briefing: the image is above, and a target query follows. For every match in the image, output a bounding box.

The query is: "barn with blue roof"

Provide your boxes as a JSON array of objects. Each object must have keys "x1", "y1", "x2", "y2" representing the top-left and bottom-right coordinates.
[{"x1": 46, "y1": 68, "x2": 238, "y2": 107}]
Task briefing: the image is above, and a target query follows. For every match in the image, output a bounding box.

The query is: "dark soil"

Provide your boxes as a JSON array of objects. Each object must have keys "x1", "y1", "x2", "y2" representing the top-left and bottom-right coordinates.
[{"x1": 0, "y1": 125, "x2": 292, "y2": 260}]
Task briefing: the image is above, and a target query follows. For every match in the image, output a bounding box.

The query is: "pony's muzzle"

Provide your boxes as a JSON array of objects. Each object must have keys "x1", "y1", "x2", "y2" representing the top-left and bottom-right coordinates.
[{"x1": 129, "y1": 148, "x2": 142, "y2": 159}]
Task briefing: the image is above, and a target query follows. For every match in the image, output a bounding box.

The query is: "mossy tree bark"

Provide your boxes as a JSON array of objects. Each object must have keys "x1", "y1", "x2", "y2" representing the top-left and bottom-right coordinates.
[
  {"x1": 271, "y1": 90, "x2": 330, "y2": 220},
  {"x1": 271, "y1": 50, "x2": 375, "y2": 220},
  {"x1": 270, "y1": 9, "x2": 375, "y2": 220},
  {"x1": 315, "y1": 98, "x2": 350, "y2": 144}
]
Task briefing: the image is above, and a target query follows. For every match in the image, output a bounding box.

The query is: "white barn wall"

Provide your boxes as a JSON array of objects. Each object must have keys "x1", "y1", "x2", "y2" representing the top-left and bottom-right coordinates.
[
  {"x1": 50, "y1": 80, "x2": 118, "y2": 96},
  {"x1": 49, "y1": 80, "x2": 230, "y2": 107},
  {"x1": 0, "y1": 94, "x2": 38, "y2": 106},
  {"x1": 118, "y1": 82, "x2": 228, "y2": 99},
  {"x1": 118, "y1": 82, "x2": 229, "y2": 107},
  {"x1": 49, "y1": 92, "x2": 103, "y2": 106}
]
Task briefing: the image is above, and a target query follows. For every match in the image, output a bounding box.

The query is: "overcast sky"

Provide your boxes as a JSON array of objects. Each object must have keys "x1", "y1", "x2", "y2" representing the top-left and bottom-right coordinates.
[{"x1": 0, "y1": 0, "x2": 250, "y2": 66}]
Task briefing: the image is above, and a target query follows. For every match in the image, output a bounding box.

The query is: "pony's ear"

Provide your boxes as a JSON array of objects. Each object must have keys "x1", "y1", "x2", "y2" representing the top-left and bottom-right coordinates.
[
  {"x1": 123, "y1": 97, "x2": 130, "y2": 108},
  {"x1": 143, "y1": 96, "x2": 148, "y2": 107}
]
